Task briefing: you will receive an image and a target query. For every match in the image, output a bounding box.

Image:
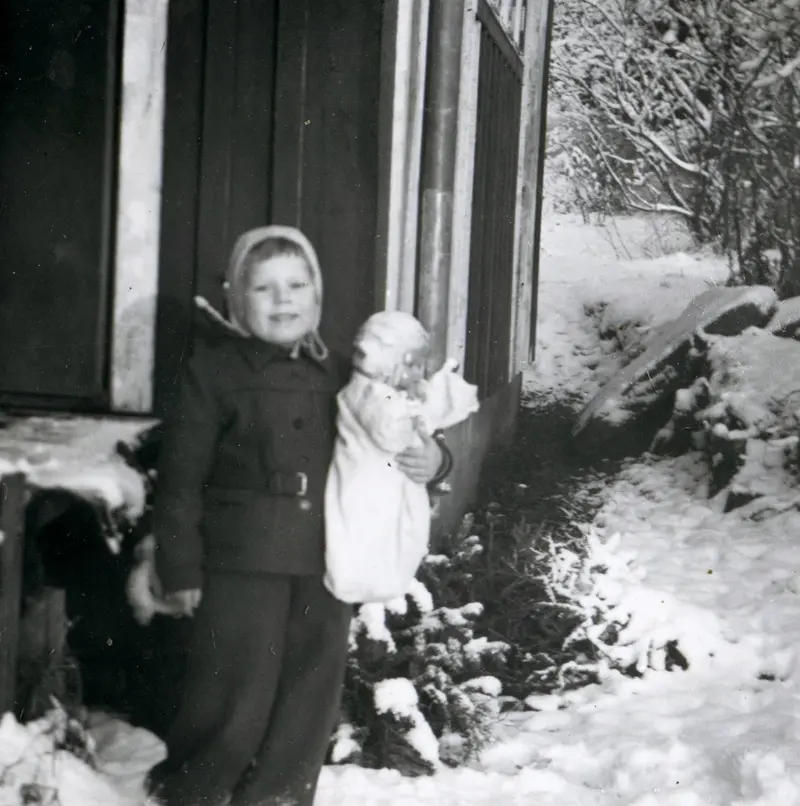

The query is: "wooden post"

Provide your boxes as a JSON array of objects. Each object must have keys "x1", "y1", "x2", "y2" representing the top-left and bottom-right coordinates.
[
  {"x1": 512, "y1": 0, "x2": 556, "y2": 371},
  {"x1": 0, "y1": 474, "x2": 26, "y2": 715}
]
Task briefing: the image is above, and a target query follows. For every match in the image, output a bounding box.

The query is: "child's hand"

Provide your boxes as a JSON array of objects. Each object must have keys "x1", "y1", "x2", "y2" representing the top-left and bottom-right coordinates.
[
  {"x1": 395, "y1": 421, "x2": 443, "y2": 484},
  {"x1": 164, "y1": 589, "x2": 203, "y2": 617}
]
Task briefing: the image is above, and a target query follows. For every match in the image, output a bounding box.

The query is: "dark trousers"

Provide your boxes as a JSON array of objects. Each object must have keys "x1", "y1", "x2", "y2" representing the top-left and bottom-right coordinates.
[{"x1": 148, "y1": 572, "x2": 352, "y2": 806}]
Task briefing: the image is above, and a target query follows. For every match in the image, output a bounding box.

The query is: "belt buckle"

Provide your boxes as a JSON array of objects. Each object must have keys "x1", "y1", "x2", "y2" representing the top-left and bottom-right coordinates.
[{"x1": 295, "y1": 472, "x2": 308, "y2": 497}]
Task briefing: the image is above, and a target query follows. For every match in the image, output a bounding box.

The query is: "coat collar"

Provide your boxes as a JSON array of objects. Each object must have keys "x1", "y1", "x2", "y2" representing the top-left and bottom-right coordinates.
[{"x1": 236, "y1": 335, "x2": 335, "y2": 376}]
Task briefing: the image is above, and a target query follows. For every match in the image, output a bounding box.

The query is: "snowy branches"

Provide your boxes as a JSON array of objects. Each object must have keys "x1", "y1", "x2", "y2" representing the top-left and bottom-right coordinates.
[
  {"x1": 549, "y1": 0, "x2": 800, "y2": 294},
  {"x1": 334, "y1": 523, "x2": 511, "y2": 775}
]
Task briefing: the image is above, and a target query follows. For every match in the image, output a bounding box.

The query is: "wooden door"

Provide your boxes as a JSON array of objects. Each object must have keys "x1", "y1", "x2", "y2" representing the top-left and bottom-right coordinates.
[
  {"x1": 270, "y1": 0, "x2": 383, "y2": 354},
  {"x1": 0, "y1": 1, "x2": 121, "y2": 407},
  {"x1": 155, "y1": 0, "x2": 382, "y2": 413}
]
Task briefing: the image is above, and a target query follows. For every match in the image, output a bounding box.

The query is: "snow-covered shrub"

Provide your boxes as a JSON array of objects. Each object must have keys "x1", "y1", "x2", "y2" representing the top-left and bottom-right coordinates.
[
  {"x1": 653, "y1": 328, "x2": 800, "y2": 513},
  {"x1": 451, "y1": 497, "x2": 705, "y2": 701},
  {"x1": 464, "y1": 510, "x2": 637, "y2": 696},
  {"x1": 550, "y1": 0, "x2": 800, "y2": 294},
  {"x1": 333, "y1": 517, "x2": 510, "y2": 775}
]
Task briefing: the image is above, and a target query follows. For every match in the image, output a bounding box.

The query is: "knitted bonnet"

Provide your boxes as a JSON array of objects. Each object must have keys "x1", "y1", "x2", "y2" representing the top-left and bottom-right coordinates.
[{"x1": 195, "y1": 225, "x2": 328, "y2": 360}]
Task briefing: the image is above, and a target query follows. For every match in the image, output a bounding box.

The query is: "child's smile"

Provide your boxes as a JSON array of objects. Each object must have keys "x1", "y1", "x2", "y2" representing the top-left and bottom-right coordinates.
[{"x1": 240, "y1": 254, "x2": 319, "y2": 346}]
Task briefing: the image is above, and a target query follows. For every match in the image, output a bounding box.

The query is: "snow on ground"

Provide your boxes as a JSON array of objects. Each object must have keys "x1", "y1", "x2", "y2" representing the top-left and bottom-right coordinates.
[
  {"x1": 313, "y1": 216, "x2": 800, "y2": 805},
  {"x1": 525, "y1": 214, "x2": 730, "y2": 405},
  {"x1": 8, "y1": 212, "x2": 800, "y2": 805}
]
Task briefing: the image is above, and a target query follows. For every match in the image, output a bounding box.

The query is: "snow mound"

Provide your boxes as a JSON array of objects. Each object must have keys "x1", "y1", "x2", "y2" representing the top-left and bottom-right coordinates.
[
  {"x1": 525, "y1": 214, "x2": 730, "y2": 406},
  {"x1": 654, "y1": 328, "x2": 800, "y2": 514},
  {"x1": 702, "y1": 328, "x2": 800, "y2": 434},
  {"x1": 0, "y1": 711, "x2": 144, "y2": 806},
  {"x1": 767, "y1": 295, "x2": 800, "y2": 338},
  {"x1": 572, "y1": 286, "x2": 777, "y2": 448}
]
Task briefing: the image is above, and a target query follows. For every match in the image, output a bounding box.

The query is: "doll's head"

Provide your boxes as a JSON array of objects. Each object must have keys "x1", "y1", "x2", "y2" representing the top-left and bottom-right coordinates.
[
  {"x1": 224, "y1": 227, "x2": 325, "y2": 356},
  {"x1": 353, "y1": 311, "x2": 431, "y2": 395}
]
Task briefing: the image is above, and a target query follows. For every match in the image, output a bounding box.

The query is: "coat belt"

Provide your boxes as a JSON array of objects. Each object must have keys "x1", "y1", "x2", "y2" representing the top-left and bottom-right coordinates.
[
  {"x1": 268, "y1": 471, "x2": 308, "y2": 497},
  {"x1": 206, "y1": 472, "x2": 309, "y2": 498}
]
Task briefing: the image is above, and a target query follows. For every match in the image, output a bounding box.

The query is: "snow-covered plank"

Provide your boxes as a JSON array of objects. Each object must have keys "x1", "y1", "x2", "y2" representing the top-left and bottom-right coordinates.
[
  {"x1": 573, "y1": 285, "x2": 778, "y2": 444},
  {"x1": 0, "y1": 416, "x2": 154, "y2": 526}
]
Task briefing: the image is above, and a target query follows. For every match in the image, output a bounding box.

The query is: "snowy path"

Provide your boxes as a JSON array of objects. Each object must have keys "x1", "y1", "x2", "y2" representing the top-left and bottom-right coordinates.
[
  {"x1": 312, "y1": 217, "x2": 800, "y2": 805},
  {"x1": 316, "y1": 455, "x2": 800, "y2": 805}
]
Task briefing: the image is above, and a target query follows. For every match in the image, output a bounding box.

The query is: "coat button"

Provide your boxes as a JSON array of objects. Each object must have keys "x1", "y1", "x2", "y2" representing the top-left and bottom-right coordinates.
[
  {"x1": 299, "y1": 499, "x2": 312, "y2": 511},
  {"x1": 293, "y1": 417, "x2": 304, "y2": 430}
]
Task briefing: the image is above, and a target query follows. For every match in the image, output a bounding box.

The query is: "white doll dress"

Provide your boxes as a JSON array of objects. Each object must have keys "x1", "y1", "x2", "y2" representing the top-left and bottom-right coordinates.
[{"x1": 323, "y1": 360, "x2": 479, "y2": 604}]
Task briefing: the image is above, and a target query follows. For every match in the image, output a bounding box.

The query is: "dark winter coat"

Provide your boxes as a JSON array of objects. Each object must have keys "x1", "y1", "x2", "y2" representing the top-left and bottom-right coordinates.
[{"x1": 153, "y1": 329, "x2": 352, "y2": 593}]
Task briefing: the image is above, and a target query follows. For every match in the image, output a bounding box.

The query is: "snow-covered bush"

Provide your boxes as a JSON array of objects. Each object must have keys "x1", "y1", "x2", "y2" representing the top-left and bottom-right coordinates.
[
  {"x1": 549, "y1": 0, "x2": 800, "y2": 295},
  {"x1": 333, "y1": 517, "x2": 510, "y2": 775},
  {"x1": 652, "y1": 327, "x2": 800, "y2": 515},
  {"x1": 446, "y1": 499, "x2": 706, "y2": 704}
]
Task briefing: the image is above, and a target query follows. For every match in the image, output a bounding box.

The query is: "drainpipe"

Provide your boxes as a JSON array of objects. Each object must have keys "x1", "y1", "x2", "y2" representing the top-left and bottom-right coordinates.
[{"x1": 416, "y1": 0, "x2": 463, "y2": 370}]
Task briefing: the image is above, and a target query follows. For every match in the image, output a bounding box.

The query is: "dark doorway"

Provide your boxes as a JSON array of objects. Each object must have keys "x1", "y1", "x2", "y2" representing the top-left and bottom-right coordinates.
[{"x1": 0, "y1": 1, "x2": 122, "y2": 408}]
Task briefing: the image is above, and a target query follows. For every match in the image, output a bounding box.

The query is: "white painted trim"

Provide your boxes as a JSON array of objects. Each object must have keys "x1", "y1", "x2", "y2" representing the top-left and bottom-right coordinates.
[
  {"x1": 511, "y1": 0, "x2": 551, "y2": 374},
  {"x1": 401, "y1": 0, "x2": 430, "y2": 315},
  {"x1": 379, "y1": 0, "x2": 410, "y2": 313},
  {"x1": 110, "y1": 0, "x2": 169, "y2": 413},
  {"x1": 508, "y1": 41, "x2": 526, "y2": 376},
  {"x1": 377, "y1": 0, "x2": 430, "y2": 315},
  {"x1": 447, "y1": 0, "x2": 481, "y2": 369}
]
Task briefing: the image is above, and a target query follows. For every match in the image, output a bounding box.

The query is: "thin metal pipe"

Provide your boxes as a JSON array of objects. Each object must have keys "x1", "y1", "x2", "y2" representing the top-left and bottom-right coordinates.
[{"x1": 416, "y1": 0, "x2": 464, "y2": 369}]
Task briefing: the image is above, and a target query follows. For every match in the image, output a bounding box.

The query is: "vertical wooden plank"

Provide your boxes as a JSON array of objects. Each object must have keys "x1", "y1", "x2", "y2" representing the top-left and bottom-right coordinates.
[
  {"x1": 194, "y1": 0, "x2": 238, "y2": 303},
  {"x1": 154, "y1": 0, "x2": 207, "y2": 416},
  {"x1": 16, "y1": 588, "x2": 68, "y2": 720},
  {"x1": 376, "y1": 0, "x2": 408, "y2": 313},
  {"x1": 516, "y1": 0, "x2": 555, "y2": 367},
  {"x1": 448, "y1": 0, "x2": 481, "y2": 369},
  {"x1": 400, "y1": 0, "x2": 431, "y2": 316},
  {"x1": 464, "y1": 27, "x2": 488, "y2": 388},
  {"x1": 228, "y1": 0, "x2": 276, "y2": 237},
  {"x1": 271, "y1": 0, "x2": 310, "y2": 228},
  {"x1": 493, "y1": 55, "x2": 522, "y2": 391},
  {"x1": 0, "y1": 475, "x2": 26, "y2": 715}
]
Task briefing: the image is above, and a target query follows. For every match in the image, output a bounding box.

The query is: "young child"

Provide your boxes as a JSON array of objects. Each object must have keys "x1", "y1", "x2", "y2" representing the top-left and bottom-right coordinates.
[
  {"x1": 324, "y1": 311, "x2": 479, "y2": 604},
  {"x1": 145, "y1": 226, "x2": 449, "y2": 806}
]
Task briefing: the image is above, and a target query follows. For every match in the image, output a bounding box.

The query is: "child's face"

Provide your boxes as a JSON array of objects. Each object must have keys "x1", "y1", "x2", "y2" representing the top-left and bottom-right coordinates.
[{"x1": 240, "y1": 255, "x2": 318, "y2": 346}]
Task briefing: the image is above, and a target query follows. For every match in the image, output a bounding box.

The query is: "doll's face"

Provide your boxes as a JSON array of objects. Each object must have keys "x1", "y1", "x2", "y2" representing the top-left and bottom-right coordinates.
[
  {"x1": 240, "y1": 255, "x2": 318, "y2": 346},
  {"x1": 392, "y1": 345, "x2": 430, "y2": 395}
]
